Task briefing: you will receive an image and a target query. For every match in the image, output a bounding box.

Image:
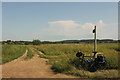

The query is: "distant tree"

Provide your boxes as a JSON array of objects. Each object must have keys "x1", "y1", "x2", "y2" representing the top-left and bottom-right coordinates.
[
  {"x1": 32, "y1": 40, "x2": 41, "y2": 45},
  {"x1": 6, "y1": 40, "x2": 14, "y2": 44},
  {"x1": 24, "y1": 41, "x2": 32, "y2": 45},
  {"x1": 2, "y1": 41, "x2": 6, "y2": 45},
  {"x1": 42, "y1": 41, "x2": 51, "y2": 44},
  {"x1": 7, "y1": 40, "x2": 11, "y2": 43},
  {"x1": 14, "y1": 41, "x2": 19, "y2": 44}
]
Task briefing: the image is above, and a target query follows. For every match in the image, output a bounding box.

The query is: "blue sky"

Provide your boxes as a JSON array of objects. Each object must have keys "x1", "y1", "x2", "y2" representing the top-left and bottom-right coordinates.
[
  {"x1": 2, "y1": 2, "x2": 118, "y2": 41},
  {"x1": 2, "y1": 0, "x2": 120, "y2": 2}
]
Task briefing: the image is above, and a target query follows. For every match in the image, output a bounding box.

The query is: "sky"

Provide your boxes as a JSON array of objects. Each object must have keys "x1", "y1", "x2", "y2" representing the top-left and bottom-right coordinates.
[
  {"x1": 1, "y1": 0, "x2": 120, "y2": 2},
  {"x1": 2, "y1": 2, "x2": 118, "y2": 41},
  {"x1": 0, "y1": 2, "x2": 1, "y2": 41}
]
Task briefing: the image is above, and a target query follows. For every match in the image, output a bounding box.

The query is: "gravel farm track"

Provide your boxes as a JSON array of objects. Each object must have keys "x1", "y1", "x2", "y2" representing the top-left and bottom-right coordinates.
[{"x1": 2, "y1": 49, "x2": 77, "y2": 78}]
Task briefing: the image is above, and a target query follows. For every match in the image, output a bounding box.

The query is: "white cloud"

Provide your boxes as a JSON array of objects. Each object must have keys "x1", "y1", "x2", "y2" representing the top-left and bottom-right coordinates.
[
  {"x1": 97, "y1": 22, "x2": 118, "y2": 39},
  {"x1": 47, "y1": 20, "x2": 80, "y2": 35},
  {"x1": 33, "y1": 20, "x2": 118, "y2": 41},
  {"x1": 46, "y1": 20, "x2": 96, "y2": 39},
  {"x1": 47, "y1": 20, "x2": 95, "y2": 36},
  {"x1": 48, "y1": 20, "x2": 79, "y2": 28},
  {"x1": 96, "y1": 20, "x2": 105, "y2": 29}
]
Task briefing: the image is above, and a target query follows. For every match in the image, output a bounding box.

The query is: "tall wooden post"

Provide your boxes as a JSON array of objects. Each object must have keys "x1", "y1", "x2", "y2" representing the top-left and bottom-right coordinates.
[
  {"x1": 93, "y1": 26, "x2": 97, "y2": 58},
  {"x1": 94, "y1": 26, "x2": 97, "y2": 52}
]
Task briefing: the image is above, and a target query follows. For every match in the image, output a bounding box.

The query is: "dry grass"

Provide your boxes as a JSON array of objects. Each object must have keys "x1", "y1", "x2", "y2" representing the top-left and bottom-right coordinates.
[{"x1": 32, "y1": 43, "x2": 119, "y2": 78}]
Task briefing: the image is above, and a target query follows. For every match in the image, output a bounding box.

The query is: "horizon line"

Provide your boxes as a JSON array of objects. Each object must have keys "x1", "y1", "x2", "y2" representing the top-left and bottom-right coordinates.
[{"x1": 1, "y1": 38, "x2": 119, "y2": 42}]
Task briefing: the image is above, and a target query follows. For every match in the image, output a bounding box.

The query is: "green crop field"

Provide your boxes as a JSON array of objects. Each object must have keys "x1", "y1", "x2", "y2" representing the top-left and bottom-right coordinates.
[
  {"x1": 32, "y1": 43, "x2": 119, "y2": 78},
  {"x1": 2, "y1": 45, "x2": 26, "y2": 64},
  {"x1": 1, "y1": 43, "x2": 119, "y2": 78},
  {"x1": 24, "y1": 46, "x2": 34, "y2": 60}
]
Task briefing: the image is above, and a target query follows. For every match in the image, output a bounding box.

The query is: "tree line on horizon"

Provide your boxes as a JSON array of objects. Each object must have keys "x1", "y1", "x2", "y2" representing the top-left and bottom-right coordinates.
[{"x1": 1, "y1": 39, "x2": 118, "y2": 45}]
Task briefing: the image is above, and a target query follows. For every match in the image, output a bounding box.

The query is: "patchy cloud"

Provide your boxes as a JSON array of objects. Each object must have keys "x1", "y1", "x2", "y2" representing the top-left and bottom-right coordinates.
[
  {"x1": 33, "y1": 20, "x2": 117, "y2": 41},
  {"x1": 47, "y1": 20, "x2": 80, "y2": 35},
  {"x1": 96, "y1": 20, "x2": 105, "y2": 29},
  {"x1": 96, "y1": 21, "x2": 118, "y2": 39},
  {"x1": 46, "y1": 20, "x2": 95, "y2": 38}
]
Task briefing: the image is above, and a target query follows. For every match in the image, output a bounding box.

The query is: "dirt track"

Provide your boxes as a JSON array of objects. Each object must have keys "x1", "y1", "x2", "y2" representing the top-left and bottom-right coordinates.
[{"x1": 2, "y1": 49, "x2": 77, "y2": 78}]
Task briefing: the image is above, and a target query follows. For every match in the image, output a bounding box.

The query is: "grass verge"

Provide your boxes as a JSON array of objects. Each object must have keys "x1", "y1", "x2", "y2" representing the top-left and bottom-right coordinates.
[
  {"x1": 2, "y1": 45, "x2": 26, "y2": 64},
  {"x1": 32, "y1": 43, "x2": 119, "y2": 78},
  {"x1": 24, "y1": 47, "x2": 34, "y2": 60}
]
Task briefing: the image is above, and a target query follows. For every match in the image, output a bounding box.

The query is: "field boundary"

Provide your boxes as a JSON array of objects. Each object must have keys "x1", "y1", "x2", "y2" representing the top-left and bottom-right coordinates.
[{"x1": 3, "y1": 49, "x2": 28, "y2": 65}]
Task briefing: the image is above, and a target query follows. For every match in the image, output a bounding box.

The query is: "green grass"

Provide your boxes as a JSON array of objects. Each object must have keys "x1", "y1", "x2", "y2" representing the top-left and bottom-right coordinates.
[
  {"x1": 97, "y1": 43, "x2": 118, "y2": 69},
  {"x1": 0, "y1": 45, "x2": 2, "y2": 65},
  {"x1": 24, "y1": 47, "x2": 34, "y2": 60},
  {"x1": 2, "y1": 43, "x2": 118, "y2": 78},
  {"x1": 33, "y1": 43, "x2": 119, "y2": 78},
  {"x1": 2, "y1": 45, "x2": 26, "y2": 64},
  {"x1": 32, "y1": 47, "x2": 47, "y2": 58}
]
